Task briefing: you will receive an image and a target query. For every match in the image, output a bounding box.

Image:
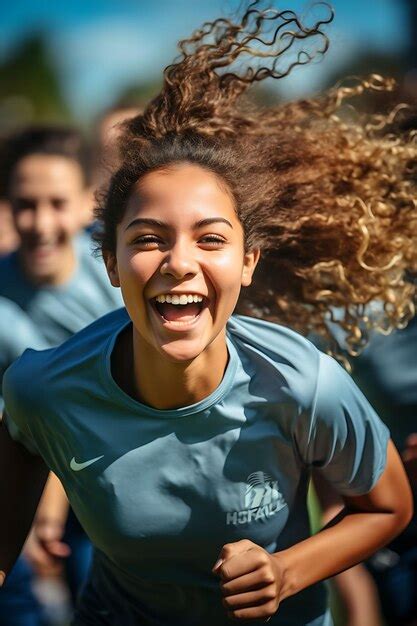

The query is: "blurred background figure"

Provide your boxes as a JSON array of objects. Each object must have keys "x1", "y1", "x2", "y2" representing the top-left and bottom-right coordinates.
[
  {"x1": 347, "y1": 318, "x2": 417, "y2": 626},
  {"x1": 92, "y1": 101, "x2": 143, "y2": 191},
  {"x1": 312, "y1": 289, "x2": 417, "y2": 626},
  {"x1": 0, "y1": 125, "x2": 121, "y2": 342},
  {"x1": 0, "y1": 199, "x2": 18, "y2": 256},
  {"x1": 0, "y1": 125, "x2": 123, "y2": 626},
  {"x1": 0, "y1": 297, "x2": 46, "y2": 413}
]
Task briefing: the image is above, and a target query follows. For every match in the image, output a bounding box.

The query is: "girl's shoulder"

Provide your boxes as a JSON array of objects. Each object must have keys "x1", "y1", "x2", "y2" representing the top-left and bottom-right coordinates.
[
  {"x1": 227, "y1": 314, "x2": 320, "y2": 366},
  {"x1": 227, "y1": 314, "x2": 321, "y2": 407}
]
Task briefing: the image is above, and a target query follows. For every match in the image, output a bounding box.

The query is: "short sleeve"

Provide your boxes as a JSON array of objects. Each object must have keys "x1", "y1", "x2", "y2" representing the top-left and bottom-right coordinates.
[
  {"x1": 0, "y1": 298, "x2": 46, "y2": 412},
  {"x1": 294, "y1": 352, "x2": 390, "y2": 495},
  {"x1": 2, "y1": 357, "x2": 40, "y2": 455}
]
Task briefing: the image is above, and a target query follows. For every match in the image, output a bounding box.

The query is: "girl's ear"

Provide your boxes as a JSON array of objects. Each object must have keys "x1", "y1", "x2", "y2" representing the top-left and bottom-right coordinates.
[
  {"x1": 103, "y1": 251, "x2": 120, "y2": 287},
  {"x1": 241, "y1": 248, "x2": 260, "y2": 287}
]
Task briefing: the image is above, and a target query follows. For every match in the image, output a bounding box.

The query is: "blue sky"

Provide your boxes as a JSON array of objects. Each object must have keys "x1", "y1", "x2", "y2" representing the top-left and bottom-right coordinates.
[{"x1": 0, "y1": 0, "x2": 409, "y2": 120}]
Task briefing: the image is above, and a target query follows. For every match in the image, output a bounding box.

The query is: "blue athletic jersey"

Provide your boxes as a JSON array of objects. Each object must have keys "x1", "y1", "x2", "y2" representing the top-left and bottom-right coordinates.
[
  {"x1": 3, "y1": 310, "x2": 389, "y2": 626},
  {"x1": 0, "y1": 232, "x2": 122, "y2": 346}
]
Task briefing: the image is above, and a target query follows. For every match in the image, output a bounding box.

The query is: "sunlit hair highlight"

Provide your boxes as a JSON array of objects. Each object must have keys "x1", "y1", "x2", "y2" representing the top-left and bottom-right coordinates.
[{"x1": 95, "y1": 1, "x2": 417, "y2": 355}]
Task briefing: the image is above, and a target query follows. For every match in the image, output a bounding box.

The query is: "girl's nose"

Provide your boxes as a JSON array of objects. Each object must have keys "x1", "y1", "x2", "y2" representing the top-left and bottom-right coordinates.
[{"x1": 160, "y1": 243, "x2": 199, "y2": 280}]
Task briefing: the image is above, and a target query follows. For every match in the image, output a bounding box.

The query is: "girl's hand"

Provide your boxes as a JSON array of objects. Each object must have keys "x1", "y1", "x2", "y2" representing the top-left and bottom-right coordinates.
[
  {"x1": 23, "y1": 518, "x2": 71, "y2": 577},
  {"x1": 212, "y1": 539, "x2": 283, "y2": 622}
]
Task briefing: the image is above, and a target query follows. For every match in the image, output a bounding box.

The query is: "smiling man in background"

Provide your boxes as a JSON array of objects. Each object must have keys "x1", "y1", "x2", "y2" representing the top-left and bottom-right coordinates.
[
  {"x1": 0, "y1": 125, "x2": 123, "y2": 626},
  {"x1": 0, "y1": 126, "x2": 122, "y2": 345}
]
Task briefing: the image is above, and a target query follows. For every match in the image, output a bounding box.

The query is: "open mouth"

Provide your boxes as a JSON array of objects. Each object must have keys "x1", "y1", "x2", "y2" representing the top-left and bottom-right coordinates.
[
  {"x1": 152, "y1": 294, "x2": 207, "y2": 326},
  {"x1": 26, "y1": 239, "x2": 59, "y2": 257}
]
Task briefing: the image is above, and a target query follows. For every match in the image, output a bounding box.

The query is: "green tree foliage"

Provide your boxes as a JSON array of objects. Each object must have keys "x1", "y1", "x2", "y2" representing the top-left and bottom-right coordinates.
[{"x1": 0, "y1": 33, "x2": 70, "y2": 134}]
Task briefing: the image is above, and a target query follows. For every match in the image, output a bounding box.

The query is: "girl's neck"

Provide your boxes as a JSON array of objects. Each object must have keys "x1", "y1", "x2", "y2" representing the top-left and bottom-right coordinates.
[{"x1": 114, "y1": 326, "x2": 229, "y2": 410}]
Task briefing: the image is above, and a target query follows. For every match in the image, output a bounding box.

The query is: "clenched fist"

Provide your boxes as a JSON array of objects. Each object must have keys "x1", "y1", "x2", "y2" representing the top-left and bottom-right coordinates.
[{"x1": 212, "y1": 539, "x2": 284, "y2": 622}]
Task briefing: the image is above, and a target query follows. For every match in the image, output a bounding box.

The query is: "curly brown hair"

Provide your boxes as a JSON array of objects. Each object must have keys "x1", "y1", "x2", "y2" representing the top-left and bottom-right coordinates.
[{"x1": 95, "y1": 1, "x2": 417, "y2": 355}]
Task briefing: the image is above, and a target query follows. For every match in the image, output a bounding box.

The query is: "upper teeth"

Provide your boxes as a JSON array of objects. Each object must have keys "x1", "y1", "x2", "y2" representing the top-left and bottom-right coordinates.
[{"x1": 155, "y1": 294, "x2": 203, "y2": 305}]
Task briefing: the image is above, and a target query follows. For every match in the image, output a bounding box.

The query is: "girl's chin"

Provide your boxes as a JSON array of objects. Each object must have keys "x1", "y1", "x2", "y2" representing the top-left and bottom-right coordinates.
[{"x1": 158, "y1": 340, "x2": 207, "y2": 363}]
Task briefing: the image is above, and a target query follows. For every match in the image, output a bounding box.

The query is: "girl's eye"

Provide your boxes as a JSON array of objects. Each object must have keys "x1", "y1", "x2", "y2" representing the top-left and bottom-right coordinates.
[
  {"x1": 132, "y1": 235, "x2": 162, "y2": 247},
  {"x1": 199, "y1": 235, "x2": 226, "y2": 246}
]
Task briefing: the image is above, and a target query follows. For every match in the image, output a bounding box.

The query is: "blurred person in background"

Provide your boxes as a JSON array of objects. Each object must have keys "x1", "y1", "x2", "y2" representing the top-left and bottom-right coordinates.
[
  {"x1": 312, "y1": 294, "x2": 417, "y2": 625},
  {"x1": 346, "y1": 318, "x2": 417, "y2": 626},
  {"x1": 0, "y1": 199, "x2": 18, "y2": 256},
  {"x1": 0, "y1": 297, "x2": 46, "y2": 413},
  {"x1": 0, "y1": 125, "x2": 123, "y2": 345},
  {"x1": 0, "y1": 125, "x2": 122, "y2": 625},
  {"x1": 92, "y1": 102, "x2": 143, "y2": 192},
  {"x1": 0, "y1": 137, "x2": 19, "y2": 256},
  {"x1": 0, "y1": 298, "x2": 48, "y2": 626}
]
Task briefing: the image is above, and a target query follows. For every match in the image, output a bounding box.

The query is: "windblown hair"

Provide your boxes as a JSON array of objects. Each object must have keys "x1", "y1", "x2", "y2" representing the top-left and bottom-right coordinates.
[{"x1": 95, "y1": 1, "x2": 417, "y2": 354}]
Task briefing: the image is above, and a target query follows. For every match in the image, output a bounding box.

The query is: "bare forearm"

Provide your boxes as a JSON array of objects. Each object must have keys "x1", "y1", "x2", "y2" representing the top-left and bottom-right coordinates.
[
  {"x1": 36, "y1": 472, "x2": 69, "y2": 526},
  {"x1": 275, "y1": 507, "x2": 404, "y2": 601},
  {"x1": 275, "y1": 440, "x2": 413, "y2": 601}
]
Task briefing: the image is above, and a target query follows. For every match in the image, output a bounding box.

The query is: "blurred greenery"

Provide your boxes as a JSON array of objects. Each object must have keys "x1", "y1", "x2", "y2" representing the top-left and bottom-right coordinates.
[
  {"x1": 1, "y1": 0, "x2": 417, "y2": 139},
  {"x1": 1, "y1": 12, "x2": 415, "y2": 137},
  {"x1": 308, "y1": 485, "x2": 346, "y2": 626},
  {"x1": 0, "y1": 34, "x2": 71, "y2": 134}
]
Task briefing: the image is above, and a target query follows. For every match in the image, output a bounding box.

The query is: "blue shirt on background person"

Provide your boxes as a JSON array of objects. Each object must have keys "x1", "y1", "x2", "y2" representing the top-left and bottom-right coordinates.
[
  {"x1": 0, "y1": 296, "x2": 47, "y2": 411},
  {"x1": 319, "y1": 310, "x2": 417, "y2": 625},
  {"x1": 350, "y1": 317, "x2": 417, "y2": 625},
  {"x1": 0, "y1": 124, "x2": 123, "y2": 625},
  {"x1": 0, "y1": 232, "x2": 122, "y2": 346},
  {"x1": 0, "y1": 232, "x2": 123, "y2": 621}
]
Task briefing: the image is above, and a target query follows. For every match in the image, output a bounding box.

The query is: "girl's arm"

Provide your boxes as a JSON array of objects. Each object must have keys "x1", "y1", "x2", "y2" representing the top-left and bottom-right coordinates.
[
  {"x1": 312, "y1": 471, "x2": 383, "y2": 626},
  {"x1": 0, "y1": 417, "x2": 49, "y2": 585},
  {"x1": 23, "y1": 472, "x2": 71, "y2": 576},
  {"x1": 214, "y1": 440, "x2": 412, "y2": 622},
  {"x1": 283, "y1": 440, "x2": 412, "y2": 593}
]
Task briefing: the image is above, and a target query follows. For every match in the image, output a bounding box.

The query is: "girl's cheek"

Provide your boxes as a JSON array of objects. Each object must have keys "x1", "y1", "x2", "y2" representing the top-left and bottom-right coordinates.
[
  {"x1": 211, "y1": 256, "x2": 245, "y2": 288},
  {"x1": 128, "y1": 254, "x2": 154, "y2": 278},
  {"x1": 204, "y1": 245, "x2": 244, "y2": 270}
]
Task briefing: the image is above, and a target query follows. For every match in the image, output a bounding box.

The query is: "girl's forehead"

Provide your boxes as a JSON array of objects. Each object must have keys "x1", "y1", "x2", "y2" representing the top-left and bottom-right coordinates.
[{"x1": 123, "y1": 165, "x2": 238, "y2": 226}]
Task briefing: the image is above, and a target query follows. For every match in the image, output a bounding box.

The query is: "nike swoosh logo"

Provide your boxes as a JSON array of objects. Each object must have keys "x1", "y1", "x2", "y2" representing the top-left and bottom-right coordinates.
[{"x1": 70, "y1": 455, "x2": 104, "y2": 471}]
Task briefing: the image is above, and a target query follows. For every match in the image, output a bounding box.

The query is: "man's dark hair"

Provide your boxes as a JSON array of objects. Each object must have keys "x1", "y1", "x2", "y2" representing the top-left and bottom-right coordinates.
[{"x1": 0, "y1": 125, "x2": 91, "y2": 196}]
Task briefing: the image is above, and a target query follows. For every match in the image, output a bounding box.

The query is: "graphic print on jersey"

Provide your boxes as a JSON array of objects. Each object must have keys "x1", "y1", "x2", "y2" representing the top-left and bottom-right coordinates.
[{"x1": 226, "y1": 471, "x2": 287, "y2": 525}]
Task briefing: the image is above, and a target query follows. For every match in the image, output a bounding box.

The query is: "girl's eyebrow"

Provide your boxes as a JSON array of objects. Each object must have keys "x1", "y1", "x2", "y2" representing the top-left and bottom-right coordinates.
[
  {"x1": 125, "y1": 217, "x2": 233, "y2": 231},
  {"x1": 196, "y1": 217, "x2": 233, "y2": 229},
  {"x1": 125, "y1": 218, "x2": 166, "y2": 231}
]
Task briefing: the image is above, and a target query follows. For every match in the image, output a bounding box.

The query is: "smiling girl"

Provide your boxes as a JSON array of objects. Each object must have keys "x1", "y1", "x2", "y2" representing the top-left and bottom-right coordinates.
[{"x1": 1, "y1": 4, "x2": 416, "y2": 626}]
